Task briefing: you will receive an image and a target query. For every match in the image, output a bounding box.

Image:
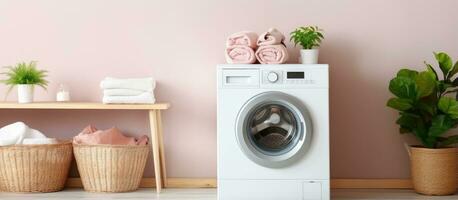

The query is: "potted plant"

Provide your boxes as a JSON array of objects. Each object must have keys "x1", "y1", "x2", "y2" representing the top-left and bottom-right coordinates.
[
  {"x1": 290, "y1": 26, "x2": 324, "y2": 64},
  {"x1": 387, "y1": 52, "x2": 458, "y2": 195},
  {"x1": 1, "y1": 61, "x2": 48, "y2": 103}
]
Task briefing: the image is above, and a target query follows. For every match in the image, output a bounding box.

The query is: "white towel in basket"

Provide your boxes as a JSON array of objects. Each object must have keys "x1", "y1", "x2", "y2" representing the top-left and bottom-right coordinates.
[{"x1": 0, "y1": 122, "x2": 57, "y2": 146}]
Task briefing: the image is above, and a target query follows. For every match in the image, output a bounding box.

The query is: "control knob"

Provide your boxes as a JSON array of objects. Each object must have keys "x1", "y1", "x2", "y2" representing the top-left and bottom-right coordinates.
[{"x1": 267, "y1": 72, "x2": 278, "y2": 83}]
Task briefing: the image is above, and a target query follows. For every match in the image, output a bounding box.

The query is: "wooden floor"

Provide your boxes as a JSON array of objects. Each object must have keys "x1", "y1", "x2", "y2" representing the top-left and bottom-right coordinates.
[{"x1": 1, "y1": 189, "x2": 458, "y2": 199}]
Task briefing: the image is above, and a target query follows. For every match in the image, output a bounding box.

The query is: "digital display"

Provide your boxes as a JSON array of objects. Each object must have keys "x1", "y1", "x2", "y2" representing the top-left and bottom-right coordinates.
[{"x1": 287, "y1": 72, "x2": 304, "y2": 79}]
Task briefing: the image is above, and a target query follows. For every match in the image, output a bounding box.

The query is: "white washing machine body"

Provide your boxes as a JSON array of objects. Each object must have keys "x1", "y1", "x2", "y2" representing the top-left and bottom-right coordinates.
[{"x1": 217, "y1": 64, "x2": 330, "y2": 200}]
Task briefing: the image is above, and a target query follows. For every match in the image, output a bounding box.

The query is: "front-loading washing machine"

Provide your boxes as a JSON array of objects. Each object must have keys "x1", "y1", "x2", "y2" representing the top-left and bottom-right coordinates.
[{"x1": 217, "y1": 64, "x2": 329, "y2": 200}]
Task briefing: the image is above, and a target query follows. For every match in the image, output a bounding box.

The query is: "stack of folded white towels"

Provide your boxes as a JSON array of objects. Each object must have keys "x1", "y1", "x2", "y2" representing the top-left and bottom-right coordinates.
[{"x1": 100, "y1": 77, "x2": 156, "y2": 104}]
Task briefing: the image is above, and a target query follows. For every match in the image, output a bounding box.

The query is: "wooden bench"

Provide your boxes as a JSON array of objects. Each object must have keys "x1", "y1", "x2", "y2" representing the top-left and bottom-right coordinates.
[{"x1": 0, "y1": 102, "x2": 170, "y2": 193}]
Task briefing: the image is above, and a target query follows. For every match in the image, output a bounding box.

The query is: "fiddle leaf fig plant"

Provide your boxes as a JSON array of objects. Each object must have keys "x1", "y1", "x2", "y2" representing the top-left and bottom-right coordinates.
[{"x1": 387, "y1": 52, "x2": 458, "y2": 148}]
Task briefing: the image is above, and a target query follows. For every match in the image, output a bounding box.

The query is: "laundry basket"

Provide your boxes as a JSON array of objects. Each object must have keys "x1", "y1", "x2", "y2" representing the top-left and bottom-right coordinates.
[
  {"x1": 73, "y1": 144, "x2": 149, "y2": 192},
  {"x1": 0, "y1": 141, "x2": 73, "y2": 192}
]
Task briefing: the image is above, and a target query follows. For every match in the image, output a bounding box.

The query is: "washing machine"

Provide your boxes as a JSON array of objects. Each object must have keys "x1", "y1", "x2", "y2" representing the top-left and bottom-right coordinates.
[{"x1": 217, "y1": 64, "x2": 329, "y2": 200}]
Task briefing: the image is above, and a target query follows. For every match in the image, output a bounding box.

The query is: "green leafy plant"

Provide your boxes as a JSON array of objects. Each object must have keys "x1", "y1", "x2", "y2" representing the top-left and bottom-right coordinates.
[
  {"x1": 290, "y1": 26, "x2": 324, "y2": 49},
  {"x1": 0, "y1": 61, "x2": 48, "y2": 95},
  {"x1": 387, "y1": 52, "x2": 458, "y2": 148}
]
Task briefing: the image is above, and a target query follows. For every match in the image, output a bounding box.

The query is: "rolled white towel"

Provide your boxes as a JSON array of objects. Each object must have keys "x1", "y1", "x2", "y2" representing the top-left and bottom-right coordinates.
[
  {"x1": 0, "y1": 122, "x2": 56, "y2": 146},
  {"x1": 0, "y1": 122, "x2": 28, "y2": 145},
  {"x1": 103, "y1": 92, "x2": 156, "y2": 104},
  {"x1": 103, "y1": 88, "x2": 149, "y2": 96},
  {"x1": 100, "y1": 77, "x2": 155, "y2": 92}
]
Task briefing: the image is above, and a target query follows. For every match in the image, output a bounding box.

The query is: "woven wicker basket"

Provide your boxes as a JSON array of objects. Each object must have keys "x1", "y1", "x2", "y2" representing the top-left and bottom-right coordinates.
[
  {"x1": 73, "y1": 144, "x2": 149, "y2": 192},
  {"x1": 411, "y1": 147, "x2": 457, "y2": 195},
  {"x1": 0, "y1": 141, "x2": 73, "y2": 192}
]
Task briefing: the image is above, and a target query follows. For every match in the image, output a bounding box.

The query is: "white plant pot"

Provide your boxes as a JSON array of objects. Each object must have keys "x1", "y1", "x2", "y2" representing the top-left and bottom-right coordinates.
[
  {"x1": 300, "y1": 49, "x2": 319, "y2": 64},
  {"x1": 17, "y1": 84, "x2": 34, "y2": 103}
]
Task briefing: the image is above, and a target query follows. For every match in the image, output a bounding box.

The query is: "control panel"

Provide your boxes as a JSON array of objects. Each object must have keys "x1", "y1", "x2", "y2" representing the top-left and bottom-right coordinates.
[
  {"x1": 218, "y1": 64, "x2": 328, "y2": 89},
  {"x1": 262, "y1": 70, "x2": 314, "y2": 85}
]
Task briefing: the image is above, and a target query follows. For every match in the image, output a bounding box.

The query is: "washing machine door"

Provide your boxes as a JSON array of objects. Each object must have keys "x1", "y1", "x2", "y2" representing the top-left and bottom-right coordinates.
[{"x1": 236, "y1": 91, "x2": 312, "y2": 168}]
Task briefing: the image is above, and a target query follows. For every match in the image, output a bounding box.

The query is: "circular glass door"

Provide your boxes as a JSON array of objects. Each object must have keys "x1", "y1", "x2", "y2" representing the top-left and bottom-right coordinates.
[{"x1": 236, "y1": 91, "x2": 312, "y2": 168}]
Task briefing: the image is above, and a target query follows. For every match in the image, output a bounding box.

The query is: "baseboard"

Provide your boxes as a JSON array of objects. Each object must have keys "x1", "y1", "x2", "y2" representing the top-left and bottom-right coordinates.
[
  {"x1": 330, "y1": 179, "x2": 412, "y2": 189},
  {"x1": 65, "y1": 178, "x2": 217, "y2": 188},
  {"x1": 66, "y1": 178, "x2": 417, "y2": 189}
]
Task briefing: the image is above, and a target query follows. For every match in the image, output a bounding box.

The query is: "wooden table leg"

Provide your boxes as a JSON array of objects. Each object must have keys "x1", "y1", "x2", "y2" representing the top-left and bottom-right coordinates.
[
  {"x1": 156, "y1": 110, "x2": 167, "y2": 187},
  {"x1": 149, "y1": 110, "x2": 162, "y2": 193}
]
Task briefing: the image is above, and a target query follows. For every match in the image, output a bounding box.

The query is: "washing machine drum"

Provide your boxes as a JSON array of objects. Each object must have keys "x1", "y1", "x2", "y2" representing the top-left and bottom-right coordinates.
[{"x1": 236, "y1": 91, "x2": 312, "y2": 168}]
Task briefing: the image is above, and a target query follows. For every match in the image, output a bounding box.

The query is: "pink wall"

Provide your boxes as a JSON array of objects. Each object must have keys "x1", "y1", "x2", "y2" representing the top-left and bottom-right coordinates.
[{"x1": 0, "y1": 0, "x2": 457, "y2": 179}]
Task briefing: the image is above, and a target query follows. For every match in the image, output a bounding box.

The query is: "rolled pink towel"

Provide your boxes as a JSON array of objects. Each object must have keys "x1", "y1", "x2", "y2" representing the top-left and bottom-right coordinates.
[
  {"x1": 255, "y1": 44, "x2": 289, "y2": 64},
  {"x1": 73, "y1": 125, "x2": 148, "y2": 145},
  {"x1": 226, "y1": 31, "x2": 258, "y2": 49},
  {"x1": 257, "y1": 28, "x2": 285, "y2": 46},
  {"x1": 226, "y1": 45, "x2": 256, "y2": 64}
]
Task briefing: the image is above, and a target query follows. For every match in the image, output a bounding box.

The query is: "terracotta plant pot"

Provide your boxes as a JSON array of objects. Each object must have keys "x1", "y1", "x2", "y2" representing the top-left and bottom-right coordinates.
[{"x1": 410, "y1": 146, "x2": 457, "y2": 195}]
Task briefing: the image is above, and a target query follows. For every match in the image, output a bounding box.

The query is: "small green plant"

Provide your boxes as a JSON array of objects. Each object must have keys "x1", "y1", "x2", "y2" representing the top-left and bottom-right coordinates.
[
  {"x1": 290, "y1": 26, "x2": 324, "y2": 49},
  {"x1": 387, "y1": 52, "x2": 458, "y2": 148},
  {"x1": 1, "y1": 61, "x2": 48, "y2": 95}
]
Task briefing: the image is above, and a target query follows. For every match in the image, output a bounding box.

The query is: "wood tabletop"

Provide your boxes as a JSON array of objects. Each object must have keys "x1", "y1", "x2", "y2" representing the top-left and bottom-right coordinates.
[{"x1": 0, "y1": 102, "x2": 170, "y2": 110}]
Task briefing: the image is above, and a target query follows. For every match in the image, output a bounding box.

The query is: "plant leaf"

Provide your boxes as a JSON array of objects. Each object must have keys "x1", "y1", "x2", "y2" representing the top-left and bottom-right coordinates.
[
  {"x1": 387, "y1": 98, "x2": 413, "y2": 111},
  {"x1": 0, "y1": 61, "x2": 48, "y2": 88},
  {"x1": 289, "y1": 26, "x2": 324, "y2": 49},
  {"x1": 447, "y1": 61, "x2": 458, "y2": 80},
  {"x1": 438, "y1": 97, "x2": 458, "y2": 119},
  {"x1": 399, "y1": 113, "x2": 430, "y2": 147},
  {"x1": 434, "y1": 52, "x2": 453, "y2": 79},
  {"x1": 396, "y1": 113, "x2": 418, "y2": 131},
  {"x1": 389, "y1": 76, "x2": 417, "y2": 100},
  {"x1": 417, "y1": 101, "x2": 436, "y2": 116},
  {"x1": 428, "y1": 115, "x2": 454, "y2": 137},
  {"x1": 397, "y1": 69, "x2": 418, "y2": 79},
  {"x1": 425, "y1": 61, "x2": 438, "y2": 80},
  {"x1": 415, "y1": 71, "x2": 436, "y2": 98}
]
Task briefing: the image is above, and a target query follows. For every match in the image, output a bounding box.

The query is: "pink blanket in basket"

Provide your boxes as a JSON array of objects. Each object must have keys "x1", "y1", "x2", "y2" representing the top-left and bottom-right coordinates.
[{"x1": 73, "y1": 125, "x2": 148, "y2": 145}]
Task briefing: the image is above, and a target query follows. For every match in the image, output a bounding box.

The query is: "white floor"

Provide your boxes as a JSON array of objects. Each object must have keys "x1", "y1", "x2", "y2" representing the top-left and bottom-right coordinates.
[{"x1": 1, "y1": 189, "x2": 458, "y2": 199}]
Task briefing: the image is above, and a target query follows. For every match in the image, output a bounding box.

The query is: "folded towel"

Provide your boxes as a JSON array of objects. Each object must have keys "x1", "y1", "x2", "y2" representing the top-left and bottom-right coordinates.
[
  {"x1": 103, "y1": 88, "x2": 147, "y2": 96},
  {"x1": 226, "y1": 45, "x2": 257, "y2": 64},
  {"x1": 103, "y1": 92, "x2": 155, "y2": 104},
  {"x1": 255, "y1": 44, "x2": 289, "y2": 64},
  {"x1": 100, "y1": 77, "x2": 155, "y2": 92},
  {"x1": 226, "y1": 31, "x2": 258, "y2": 49},
  {"x1": 73, "y1": 125, "x2": 148, "y2": 145},
  {"x1": 0, "y1": 122, "x2": 56, "y2": 146},
  {"x1": 257, "y1": 28, "x2": 285, "y2": 46}
]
